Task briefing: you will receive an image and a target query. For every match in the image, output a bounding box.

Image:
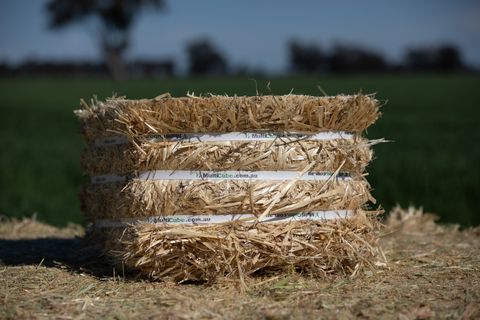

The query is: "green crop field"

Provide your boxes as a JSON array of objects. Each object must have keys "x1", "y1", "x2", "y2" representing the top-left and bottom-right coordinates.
[{"x1": 0, "y1": 75, "x2": 479, "y2": 226}]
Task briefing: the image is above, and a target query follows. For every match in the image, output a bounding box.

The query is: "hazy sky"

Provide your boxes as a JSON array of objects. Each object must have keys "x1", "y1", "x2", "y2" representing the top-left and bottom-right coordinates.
[{"x1": 1, "y1": 0, "x2": 479, "y2": 72}]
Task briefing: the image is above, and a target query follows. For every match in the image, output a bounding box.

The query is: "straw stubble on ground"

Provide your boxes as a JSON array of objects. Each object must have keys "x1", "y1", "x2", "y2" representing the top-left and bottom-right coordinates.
[{"x1": 1, "y1": 208, "x2": 478, "y2": 319}]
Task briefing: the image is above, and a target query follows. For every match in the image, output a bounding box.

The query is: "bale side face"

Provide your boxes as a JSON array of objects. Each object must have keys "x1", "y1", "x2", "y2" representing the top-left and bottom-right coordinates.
[
  {"x1": 99, "y1": 211, "x2": 381, "y2": 282},
  {"x1": 81, "y1": 137, "x2": 374, "y2": 176},
  {"x1": 81, "y1": 178, "x2": 373, "y2": 221},
  {"x1": 75, "y1": 94, "x2": 380, "y2": 141}
]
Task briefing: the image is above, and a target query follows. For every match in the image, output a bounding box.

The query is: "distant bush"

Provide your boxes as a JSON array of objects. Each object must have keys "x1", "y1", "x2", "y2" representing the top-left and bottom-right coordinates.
[
  {"x1": 405, "y1": 44, "x2": 464, "y2": 72},
  {"x1": 186, "y1": 39, "x2": 228, "y2": 76}
]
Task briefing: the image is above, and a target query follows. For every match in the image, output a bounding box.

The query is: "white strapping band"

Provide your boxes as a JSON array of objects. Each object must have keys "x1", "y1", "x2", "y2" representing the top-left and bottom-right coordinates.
[
  {"x1": 93, "y1": 210, "x2": 354, "y2": 228},
  {"x1": 91, "y1": 170, "x2": 351, "y2": 184},
  {"x1": 94, "y1": 131, "x2": 354, "y2": 147}
]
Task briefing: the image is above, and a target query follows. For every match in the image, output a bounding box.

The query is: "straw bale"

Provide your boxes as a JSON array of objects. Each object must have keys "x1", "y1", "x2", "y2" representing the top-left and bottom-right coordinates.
[
  {"x1": 99, "y1": 210, "x2": 382, "y2": 282},
  {"x1": 75, "y1": 94, "x2": 380, "y2": 141},
  {"x1": 74, "y1": 92, "x2": 383, "y2": 284},
  {"x1": 81, "y1": 137, "x2": 377, "y2": 176},
  {"x1": 81, "y1": 178, "x2": 373, "y2": 221}
]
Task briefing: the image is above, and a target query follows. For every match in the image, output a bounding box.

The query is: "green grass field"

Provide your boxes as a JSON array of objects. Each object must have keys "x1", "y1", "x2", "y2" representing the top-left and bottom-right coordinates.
[{"x1": 0, "y1": 75, "x2": 479, "y2": 226}]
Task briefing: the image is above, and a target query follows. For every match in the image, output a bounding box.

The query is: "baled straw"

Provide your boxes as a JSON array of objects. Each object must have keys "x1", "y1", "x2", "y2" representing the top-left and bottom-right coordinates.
[
  {"x1": 81, "y1": 178, "x2": 373, "y2": 221},
  {"x1": 81, "y1": 137, "x2": 378, "y2": 176},
  {"x1": 99, "y1": 210, "x2": 382, "y2": 283},
  {"x1": 76, "y1": 92, "x2": 383, "y2": 283},
  {"x1": 75, "y1": 94, "x2": 381, "y2": 141}
]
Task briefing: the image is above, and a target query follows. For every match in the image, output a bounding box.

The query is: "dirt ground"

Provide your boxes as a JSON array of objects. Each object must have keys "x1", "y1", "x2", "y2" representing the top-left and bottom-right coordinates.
[{"x1": 1, "y1": 208, "x2": 479, "y2": 320}]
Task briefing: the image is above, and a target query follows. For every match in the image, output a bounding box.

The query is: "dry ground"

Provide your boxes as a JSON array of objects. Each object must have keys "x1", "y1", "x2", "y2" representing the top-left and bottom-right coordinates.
[{"x1": 1, "y1": 208, "x2": 479, "y2": 319}]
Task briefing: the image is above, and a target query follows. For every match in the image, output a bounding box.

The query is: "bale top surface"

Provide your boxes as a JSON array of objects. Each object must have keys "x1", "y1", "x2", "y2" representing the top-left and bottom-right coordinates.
[{"x1": 76, "y1": 93, "x2": 381, "y2": 140}]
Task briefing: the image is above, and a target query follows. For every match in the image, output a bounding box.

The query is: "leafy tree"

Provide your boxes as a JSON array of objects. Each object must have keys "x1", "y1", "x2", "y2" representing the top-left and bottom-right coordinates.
[
  {"x1": 186, "y1": 39, "x2": 228, "y2": 75},
  {"x1": 288, "y1": 40, "x2": 325, "y2": 74},
  {"x1": 328, "y1": 45, "x2": 387, "y2": 73},
  {"x1": 437, "y1": 45, "x2": 463, "y2": 71},
  {"x1": 405, "y1": 44, "x2": 463, "y2": 72},
  {"x1": 47, "y1": 0, "x2": 165, "y2": 80}
]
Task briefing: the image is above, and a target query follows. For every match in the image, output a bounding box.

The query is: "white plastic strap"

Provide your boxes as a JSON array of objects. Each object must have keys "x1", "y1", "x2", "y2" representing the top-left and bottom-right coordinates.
[
  {"x1": 93, "y1": 210, "x2": 353, "y2": 228},
  {"x1": 91, "y1": 170, "x2": 351, "y2": 184},
  {"x1": 94, "y1": 131, "x2": 354, "y2": 147},
  {"x1": 95, "y1": 136, "x2": 128, "y2": 146}
]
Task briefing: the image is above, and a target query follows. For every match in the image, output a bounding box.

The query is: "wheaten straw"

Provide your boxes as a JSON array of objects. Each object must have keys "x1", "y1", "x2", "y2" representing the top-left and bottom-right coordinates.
[
  {"x1": 96, "y1": 210, "x2": 382, "y2": 283},
  {"x1": 75, "y1": 94, "x2": 380, "y2": 141},
  {"x1": 75, "y1": 92, "x2": 383, "y2": 283},
  {"x1": 81, "y1": 137, "x2": 379, "y2": 176},
  {"x1": 81, "y1": 177, "x2": 373, "y2": 221}
]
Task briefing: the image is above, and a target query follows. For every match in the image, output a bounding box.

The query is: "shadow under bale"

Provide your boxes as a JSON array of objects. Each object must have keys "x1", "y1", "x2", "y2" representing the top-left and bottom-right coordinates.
[{"x1": 0, "y1": 228, "x2": 113, "y2": 278}]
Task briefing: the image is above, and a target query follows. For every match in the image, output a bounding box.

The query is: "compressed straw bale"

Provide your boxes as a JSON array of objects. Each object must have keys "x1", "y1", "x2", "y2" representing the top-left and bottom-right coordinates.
[
  {"x1": 81, "y1": 177, "x2": 373, "y2": 221},
  {"x1": 81, "y1": 136, "x2": 378, "y2": 176},
  {"x1": 99, "y1": 210, "x2": 381, "y2": 282},
  {"x1": 75, "y1": 92, "x2": 383, "y2": 283},
  {"x1": 75, "y1": 94, "x2": 380, "y2": 141}
]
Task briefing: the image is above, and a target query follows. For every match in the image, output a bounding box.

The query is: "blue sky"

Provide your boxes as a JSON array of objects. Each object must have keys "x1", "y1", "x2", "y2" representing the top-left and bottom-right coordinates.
[{"x1": 1, "y1": 0, "x2": 479, "y2": 72}]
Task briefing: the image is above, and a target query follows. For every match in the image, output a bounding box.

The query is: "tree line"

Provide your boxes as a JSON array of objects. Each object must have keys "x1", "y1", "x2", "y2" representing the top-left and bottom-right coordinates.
[
  {"x1": 288, "y1": 40, "x2": 465, "y2": 74},
  {"x1": 0, "y1": 0, "x2": 474, "y2": 78},
  {"x1": 1, "y1": 38, "x2": 471, "y2": 78},
  {"x1": 185, "y1": 39, "x2": 468, "y2": 75}
]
